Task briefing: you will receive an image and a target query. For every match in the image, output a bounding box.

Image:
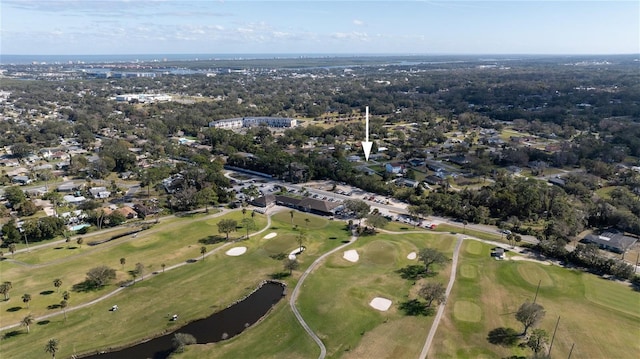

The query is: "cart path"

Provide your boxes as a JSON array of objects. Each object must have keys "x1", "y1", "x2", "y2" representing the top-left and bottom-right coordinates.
[
  {"x1": 289, "y1": 230, "x2": 358, "y2": 359},
  {"x1": 418, "y1": 235, "x2": 463, "y2": 359},
  {"x1": 0, "y1": 209, "x2": 273, "y2": 332}
]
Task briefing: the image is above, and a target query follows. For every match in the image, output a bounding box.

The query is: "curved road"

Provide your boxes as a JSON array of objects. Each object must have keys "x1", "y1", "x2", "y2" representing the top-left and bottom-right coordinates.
[{"x1": 288, "y1": 229, "x2": 358, "y2": 359}]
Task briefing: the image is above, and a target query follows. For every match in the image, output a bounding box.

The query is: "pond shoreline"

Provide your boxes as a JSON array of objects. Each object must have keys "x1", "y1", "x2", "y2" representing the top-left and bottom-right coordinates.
[{"x1": 78, "y1": 280, "x2": 286, "y2": 359}]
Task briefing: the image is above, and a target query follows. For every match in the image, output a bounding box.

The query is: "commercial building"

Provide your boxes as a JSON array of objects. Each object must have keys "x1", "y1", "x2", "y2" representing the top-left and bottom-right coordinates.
[{"x1": 209, "y1": 117, "x2": 297, "y2": 129}]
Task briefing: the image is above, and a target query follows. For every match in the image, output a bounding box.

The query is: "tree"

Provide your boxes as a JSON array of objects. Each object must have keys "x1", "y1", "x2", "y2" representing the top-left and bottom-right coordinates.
[
  {"x1": 21, "y1": 314, "x2": 34, "y2": 333},
  {"x1": 241, "y1": 217, "x2": 256, "y2": 239},
  {"x1": 62, "y1": 291, "x2": 70, "y2": 301},
  {"x1": 60, "y1": 300, "x2": 68, "y2": 321},
  {"x1": 515, "y1": 301, "x2": 546, "y2": 335},
  {"x1": 8, "y1": 243, "x2": 16, "y2": 257},
  {"x1": 418, "y1": 282, "x2": 446, "y2": 307},
  {"x1": 44, "y1": 338, "x2": 60, "y2": 359},
  {"x1": 120, "y1": 257, "x2": 126, "y2": 270},
  {"x1": 134, "y1": 262, "x2": 145, "y2": 281},
  {"x1": 172, "y1": 332, "x2": 197, "y2": 353},
  {"x1": 161, "y1": 263, "x2": 166, "y2": 273},
  {"x1": 200, "y1": 246, "x2": 207, "y2": 261},
  {"x1": 22, "y1": 293, "x2": 31, "y2": 308},
  {"x1": 418, "y1": 248, "x2": 448, "y2": 275},
  {"x1": 76, "y1": 237, "x2": 84, "y2": 248},
  {"x1": 296, "y1": 230, "x2": 307, "y2": 252},
  {"x1": 85, "y1": 266, "x2": 117, "y2": 287},
  {"x1": 526, "y1": 328, "x2": 549, "y2": 356},
  {"x1": 289, "y1": 210, "x2": 295, "y2": 226},
  {"x1": 4, "y1": 186, "x2": 26, "y2": 206},
  {"x1": 366, "y1": 213, "x2": 389, "y2": 231},
  {"x1": 53, "y1": 278, "x2": 62, "y2": 293},
  {"x1": 344, "y1": 199, "x2": 370, "y2": 225},
  {"x1": 217, "y1": 219, "x2": 238, "y2": 241},
  {"x1": 284, "y1": 258, "x2": 299, "y2": 275},
  {"x1": 2, "y1": 220, "x2": 21, "y2": 245},
  {"x1": 0, "y1": 281, "x2": 13, "y2": 300}
]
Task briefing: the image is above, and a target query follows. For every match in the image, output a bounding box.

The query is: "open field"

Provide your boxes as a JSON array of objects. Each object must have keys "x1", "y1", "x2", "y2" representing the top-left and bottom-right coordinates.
[
  {"x1": 2, "y1": 209, "x2": 638, "y2": 359},
  {"x1": 430, "y1": 240, "x2": 640, "y2": 359},
  {"x1": 295, "y1": 232, "x2": 456, "y2": 358},
  {"x1": 0, "y1": 210, "x2": 352, "y2": 359}
]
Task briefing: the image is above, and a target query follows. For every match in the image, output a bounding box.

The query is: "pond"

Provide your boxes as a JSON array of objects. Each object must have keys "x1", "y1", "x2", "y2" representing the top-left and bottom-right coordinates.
[{"x1": 81, "y1": 281, "x2": 286, "y2": 359}]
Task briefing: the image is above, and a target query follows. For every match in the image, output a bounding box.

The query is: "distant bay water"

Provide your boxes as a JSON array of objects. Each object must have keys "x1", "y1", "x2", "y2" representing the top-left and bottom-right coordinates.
[{"x1": 0, "y1": 53, "x2": 402, "y2": 65}]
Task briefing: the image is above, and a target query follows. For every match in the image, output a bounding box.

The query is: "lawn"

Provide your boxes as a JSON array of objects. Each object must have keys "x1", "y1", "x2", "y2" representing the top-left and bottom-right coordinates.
[
  {"x1": 0, "y1": 211, "x2": 266, "y2": 329},
  {"x1": 0, "y1": 210, "x2": 348, "y2": 359},
  {"x1": 430, "y1": 240, "x2": 640, "y2": 359},
  {"x1": 294, "y1": 231, "x2": 457, "y2": 358}
]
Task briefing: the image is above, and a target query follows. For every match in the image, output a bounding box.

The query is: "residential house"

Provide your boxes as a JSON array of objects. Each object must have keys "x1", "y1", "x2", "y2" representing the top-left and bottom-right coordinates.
[
  {"x1": 89, "y1": 187, "x2": 111, "y2": 199},
  {"x1": 385, "y1": 162, "x2": 406, "y2": 174},
  {"x1": 63, "y1": 195, "x2": 87, "y2": 204},
  {"x1": 582, "y1": 230, "x2": 638, "y2": 254},
  {"x1": 12, "y1": 175, "x2": 32, "y2": 185}
]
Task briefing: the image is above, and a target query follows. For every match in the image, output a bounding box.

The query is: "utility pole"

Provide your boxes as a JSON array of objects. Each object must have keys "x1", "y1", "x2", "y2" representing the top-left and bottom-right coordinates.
[
  {"x1": 548, "y1": 316, "x2": 561, "y2": 357},
  {"x1": 533, "y1": 279, "x2": 541, "y2": 303}
]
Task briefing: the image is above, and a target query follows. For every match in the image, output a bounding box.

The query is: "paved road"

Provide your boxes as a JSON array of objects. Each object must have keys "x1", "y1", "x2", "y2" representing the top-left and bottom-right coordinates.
[
  {"x1": 289, "y1": 229, "x2": 358, "y2": 359},
  {"x1": 419, "y1": 235, "x2": 464, "y2": 359}
]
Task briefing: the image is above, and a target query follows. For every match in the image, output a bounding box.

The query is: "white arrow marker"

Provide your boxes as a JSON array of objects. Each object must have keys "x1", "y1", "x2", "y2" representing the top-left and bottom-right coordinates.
[{"x1": 361, "y1": 106, "x2": 373, "y2": 161}]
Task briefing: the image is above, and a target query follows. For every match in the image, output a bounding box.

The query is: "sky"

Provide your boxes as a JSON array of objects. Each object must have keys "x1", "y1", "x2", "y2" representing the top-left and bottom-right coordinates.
[{"x1": 1, "y1": 0, "x2": 638, "y2": 55}]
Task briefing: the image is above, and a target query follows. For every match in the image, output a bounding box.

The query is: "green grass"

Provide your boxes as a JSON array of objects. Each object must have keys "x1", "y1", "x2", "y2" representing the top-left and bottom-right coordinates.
[
  {"x1": 0, "y1": 211, "x2": 350, "y2": 359},
  {"x1": 430, "y1": 240, "x2": 640, "y2": 359},
  {"x1": 3, "y1": 211, "x2": 638, "y2": 359},
  {"x1": 295, "y1": 232, "x2": 456, "y2": 358},
  {"x1": 0, "y1": 211, "x2": 266, "y2": 329},
  {"x1": 434, "y1": 224, "x2": 503, "y2": 242}
]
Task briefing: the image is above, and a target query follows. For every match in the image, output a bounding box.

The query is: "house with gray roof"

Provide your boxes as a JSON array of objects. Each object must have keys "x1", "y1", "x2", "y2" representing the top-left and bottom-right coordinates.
[{"x1": 582, "y1": 230, "x2": 638, "y2": 254}]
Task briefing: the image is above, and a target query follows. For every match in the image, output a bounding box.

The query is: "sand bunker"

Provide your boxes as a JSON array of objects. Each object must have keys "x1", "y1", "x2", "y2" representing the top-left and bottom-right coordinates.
[
  {"x1": 369, "y1": 297, "x2": 392, "y2": 311},
  {"x1": 343, "y1": 249, "x2": 359, "y2": 262},
  {"x1": 225, "y1": 247, "x2": 247, "y2": 256},
  {"x1": 288, "y1": 246, "x2": 305, "y2": 260},
  {"x1": 263, "y1": 232, "x2": 277, "y2": 239},
  {"x1": 407, "y1": 252, "x2": 417, "y2": 260}
]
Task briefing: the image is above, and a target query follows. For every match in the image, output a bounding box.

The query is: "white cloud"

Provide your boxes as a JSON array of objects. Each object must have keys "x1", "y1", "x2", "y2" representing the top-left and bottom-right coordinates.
[{"x1": 353, "y1": 19, "x2": 364, "y2": 26}]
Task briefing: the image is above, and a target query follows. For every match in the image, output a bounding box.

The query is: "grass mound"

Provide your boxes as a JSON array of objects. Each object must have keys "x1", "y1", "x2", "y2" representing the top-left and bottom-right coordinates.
[
  {"x1": 459, "y1": 264, "x2": 477, "y2": 279},
  {"x1": 453, "y1": 301, "x2": 482, "y2": 322},
  {"x1": 465, "y1": 241, "x2": 483, "y2": 255},
  {"x1": 517, "y1": 262, "x2": 553, "y2": 287},
  {"x1": 362, "y1": 240, "x2": 396, "y2": 266}
]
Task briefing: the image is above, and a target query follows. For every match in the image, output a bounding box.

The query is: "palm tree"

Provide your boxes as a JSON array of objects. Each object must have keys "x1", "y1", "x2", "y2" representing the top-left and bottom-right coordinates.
[
  {"x1": 62, "y1": 291, "x2": 70, "y2": 301},
  {"x1": 22, "y1": 293, "x2": 31, "y2": 309},
  {"x1": 200, "y1": 246, "x2": 207, "y2": 261},
  {"x1": 120, "y1": 257, "x2": 126, "y2": 270},
  {"x1": 305, "y1": 218, "x2": 310, "y2": 229},
  {"x1": 76, "y1": 237, "x2": 83, "y2": 248},
  {"x1": 60, "y1": 300, "x2": 68, "y2": 321},
  {"x1": 289, "y1": 210, "x2": 295, "y2": 226},
  {"x1": 44, "y1": 338, "x2": 60, "y2": 359},
  {"x1": 242, "y1": 208, "x2": 247, "y2": 218},
  {"x1": 53, "y1": 278, "x2": 62, "y2": 293},
  {"x1": 1, "y1": 281, "x2": 13, "y2": 300},
  {"x1": 161, "y1": 263, "x2": 166, "y2": 273},
  {"x1": 8, "y1": 243, "x2": 16, "y2": 257},
  {"x1": 21, "y1": 314, "x2": 34, "y2": 333}
]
